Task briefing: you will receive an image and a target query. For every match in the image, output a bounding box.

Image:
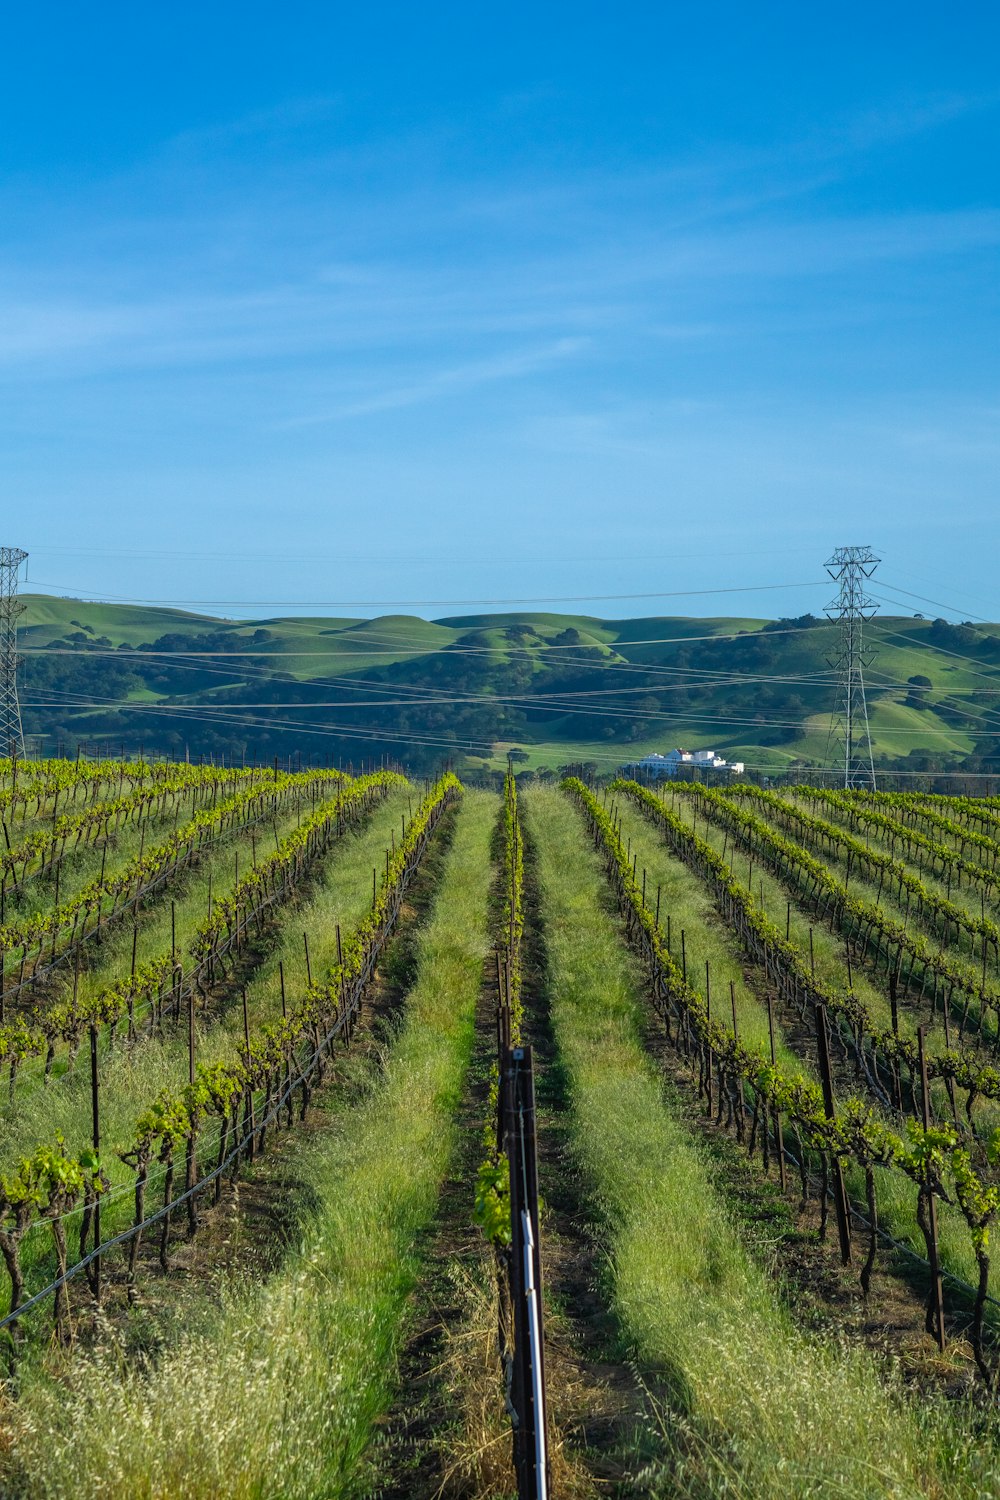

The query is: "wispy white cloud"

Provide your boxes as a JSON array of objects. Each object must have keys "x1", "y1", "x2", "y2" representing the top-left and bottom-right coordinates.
[
  {"x1": 159, "y1": 96, "x2": 345, "y2": 161},
  {"x1": 0, "y1": 75, "x2": 994, "y2": 522},
  {"x1": 0, "y1": 195, "x2": 996, "y2": 384},
  {"x1": 813, "y1": 90, "x2": 997, "y2": 156},
  {"x1": 280, "y1": 338, "x2": 591, "y2": 424}
]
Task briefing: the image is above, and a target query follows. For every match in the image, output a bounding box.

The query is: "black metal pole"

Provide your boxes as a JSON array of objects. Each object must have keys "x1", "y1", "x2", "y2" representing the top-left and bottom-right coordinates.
[{"x1": 504, "y1": 1045, "x2": 549, "y2": 1499}]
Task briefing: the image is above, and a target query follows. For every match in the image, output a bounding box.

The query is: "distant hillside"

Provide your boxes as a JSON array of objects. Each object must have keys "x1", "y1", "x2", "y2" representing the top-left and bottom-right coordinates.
[{"x1": 17, "y1": 595, "x2": 1000, "y2": 780}]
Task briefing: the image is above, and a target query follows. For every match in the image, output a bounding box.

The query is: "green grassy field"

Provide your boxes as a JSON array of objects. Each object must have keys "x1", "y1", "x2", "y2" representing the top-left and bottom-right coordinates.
[
  {"x1": 526, "y1": 784, "x2": 1000, "y2": 1497},
  {"x1": 24, "y1": 594, "x2": 1000, "y2": 777},
  {"x1": 3, "y1": 789, "x2": 496, "y2": 1499},
  {"x1": 2, "y1": 761, "x2": 1000, "y2": 1495}
]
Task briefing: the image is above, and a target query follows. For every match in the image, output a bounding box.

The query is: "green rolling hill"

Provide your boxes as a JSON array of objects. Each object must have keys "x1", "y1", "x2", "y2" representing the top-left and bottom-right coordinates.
[{"x1": 17, "y1": 595, "x2": 1000, "y2": 781}]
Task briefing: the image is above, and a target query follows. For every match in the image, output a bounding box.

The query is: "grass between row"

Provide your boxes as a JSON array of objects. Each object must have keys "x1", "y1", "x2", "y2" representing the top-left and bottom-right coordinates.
[
  {"x1": 610, "y1": 795, "x2": 801, "y2": 1067},
  {"x1": 0, "y1": 786, "x2": 414, "y2": 1324},
  {"x1": 2, "y1": 785, "x2": 201, "y2": 926},
  {"x1": 624, "y1": 787, "x2": 1000, "y2": 1308},
  {"x1": 672, "y1": 783, "x2": 1000, "y2": 1100},
  {"x1": 0, "y1": 785, "x2": 365, "y2": 1130},
  {"x1": 749, "y1": 791, "x2": 998, "y2": 1003},
  {"x1": 0, "y1": 774, "x2": 310, "y2": 986},
  {"x1": 659, "y1": 787, "x2": 915, "y2": 1047},
  {"x1": 783, "y1": 790, "x2": 1000, "y2": 932},
  {"x1": 41, "y1": 783, "x2": 333, "y2": 1015},
  {"x1": 1, "y1": 766, "x2": 267, "y2": 920},
  {"x1": 0, "y1": 787, "x2": 497, "y2": 1499},
  {"x1": 525, "y1": 783, "x2": 1000, "y2": 1498}
]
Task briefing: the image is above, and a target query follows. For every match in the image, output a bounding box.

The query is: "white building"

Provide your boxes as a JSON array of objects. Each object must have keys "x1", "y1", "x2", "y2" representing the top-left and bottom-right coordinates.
[{"x1": 622, "y1": 747, "x2": 744, "y2": 780}]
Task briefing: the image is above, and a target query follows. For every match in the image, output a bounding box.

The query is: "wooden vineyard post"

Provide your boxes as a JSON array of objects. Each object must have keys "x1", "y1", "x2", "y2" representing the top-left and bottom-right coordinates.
[
  {"x1": 940, "y1": 1003, "x2": 959, "y2": 1121},
  {"x1": 89, "y1": 1020, "x2": 101, "y2": 1303},
  {"x1": 242, "y1": 988, "x2": 255, "y2": 1161},
  {"x1": 502, "y1": 1044, "x2": 549, "y2": 1500},
  {"x1": 730, "y1": 979, "x2": 745, "y2": 1138},
  {"x1": 918, "y1": 1025, "x2": 946, "y2": 1351},
  {"x1": 767, "y1": 995, "x2": 787, "y2": 1191},
  {"x1": 815, "y1": 1004, "x2": 852, "y2": 1265},
  {"x1": 187, "y1": 984, "x2": 199, "y2": 1236},
  {"x1": 704, "y1": 961, "x2": 713, "y2": 1117}
]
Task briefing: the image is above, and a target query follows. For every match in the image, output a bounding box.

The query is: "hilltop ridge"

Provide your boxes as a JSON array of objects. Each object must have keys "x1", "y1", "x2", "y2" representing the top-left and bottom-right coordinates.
[{"x1": 18, "y1": 595, "x2": 1000, "y2": 779}]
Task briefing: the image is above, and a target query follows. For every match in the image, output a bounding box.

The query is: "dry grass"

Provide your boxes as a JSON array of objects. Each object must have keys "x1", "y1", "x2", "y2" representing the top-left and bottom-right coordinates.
[
  {"x1": 524, "y1": 784, "x2": 1000, "y2": 1499},
  {"x1": 0, "y1": 792, "x2": 497, "y2": 1499},
  {"x1": 433, "y1": 1253, "x2": 598, "y2": 1500}
]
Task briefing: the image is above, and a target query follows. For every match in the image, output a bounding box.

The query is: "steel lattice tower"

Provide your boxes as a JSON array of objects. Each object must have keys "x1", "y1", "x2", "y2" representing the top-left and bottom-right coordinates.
[
  {"x1": 0, "y1": 548, "x2": 28, "y2": 759},
  {"x1": 824, "y1": 545, "x2": 879, "y2": 791}
]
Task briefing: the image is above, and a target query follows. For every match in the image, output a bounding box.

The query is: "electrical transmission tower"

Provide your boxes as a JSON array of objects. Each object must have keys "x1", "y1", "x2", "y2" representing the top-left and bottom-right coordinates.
[
  {"x1": 0, "y1": 547, "x2": 28, "y2": 760},
  {"x1": 824, "y1": 545, "x2": 879, "y2": 791}
]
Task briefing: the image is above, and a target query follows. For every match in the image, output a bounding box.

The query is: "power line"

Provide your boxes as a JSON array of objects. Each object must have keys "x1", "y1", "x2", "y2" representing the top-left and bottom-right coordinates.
[
  {"x1": 876, "y1": 624, "x2": 1000, "y2": 678},
  {"x1": 19, "y1": 623, "x2": 831, "y2": 659},
  {"x1": 874, "y1": 579, "x2": 996, "y2": 625},
  {"x1": 23, "y1": 574, "x2": 1000, "y2": 774},
  {"x1": 26, "y1": 579, "x2": 823, "y2": 609},
  {"x1": 21, "y1": 543, "x2": 820, "y2": 566},
  {"x1": 31, "y1": 679, "x2": 1000, "y2": 740},
  {"x1": 32, "y1": 620, "x2": 1000, "y2": 712},
  {"x1": 24, "y1": 680, "x2": 1000, "y2": 778}
]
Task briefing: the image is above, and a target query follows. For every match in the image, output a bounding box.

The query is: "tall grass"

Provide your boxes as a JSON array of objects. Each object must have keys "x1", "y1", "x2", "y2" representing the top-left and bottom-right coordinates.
[
  {"x1": 2, "y1": 785, "x2": 202, "y2": 925},
  {"x1": 639, "y1": 789, "x2": 1000, "y2": 1302},
  {"x1": 525, "y1": 784, "x2": 1000, "y2": 1498},
  {"x1": 0, "y1": 789, "x2": 357, "y2": 1130},
  {"x1": 784, "y1": 789, "x2": 998, "y2": 932},
  {"x1": 1, "y1": 788, "x2": 497, "y2": 1499},
  {"x1": 0, "y1": 787, "x2": 415, "y2": 1322},
  {"x1": 611, "y1": 797, "x2": 802, "y2": 1065},
  {"x1": 1, "y1": 774, "x2": 299, "y2": 982},
  {"x1": 645, "y1": 787, "x2": 897, "y2": 1036}
]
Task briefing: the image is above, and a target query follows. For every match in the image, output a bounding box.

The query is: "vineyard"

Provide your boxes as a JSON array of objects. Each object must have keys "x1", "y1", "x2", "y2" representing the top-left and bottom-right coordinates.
[{"x1": 3, "y1": 756, "x2": 1000, "y2": 1496}]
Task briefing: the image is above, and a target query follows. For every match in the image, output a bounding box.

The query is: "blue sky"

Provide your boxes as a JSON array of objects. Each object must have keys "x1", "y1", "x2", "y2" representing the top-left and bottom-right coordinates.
[{"x1": 2, "y1": 3, "x2": 998, "y2": 622}]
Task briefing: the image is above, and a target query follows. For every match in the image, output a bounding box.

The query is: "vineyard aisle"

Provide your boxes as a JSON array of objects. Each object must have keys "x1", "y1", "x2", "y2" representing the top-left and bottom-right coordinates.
[
  {"x1": 523, "y1": 784, "x2": 1000, "y2": 1499},
  {"x1": 373, "y1": 785, "x2": 642, "y2": 1498},
  {"x1": 1, "y1": 789, "x2": 496, "y2": 1500},
  {"x1": 369, "y1": 788, "x2": 525, "y2": 1499},
  {"x1": 0, "y1": 783, "x2": 413, "y2": 1336}
]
